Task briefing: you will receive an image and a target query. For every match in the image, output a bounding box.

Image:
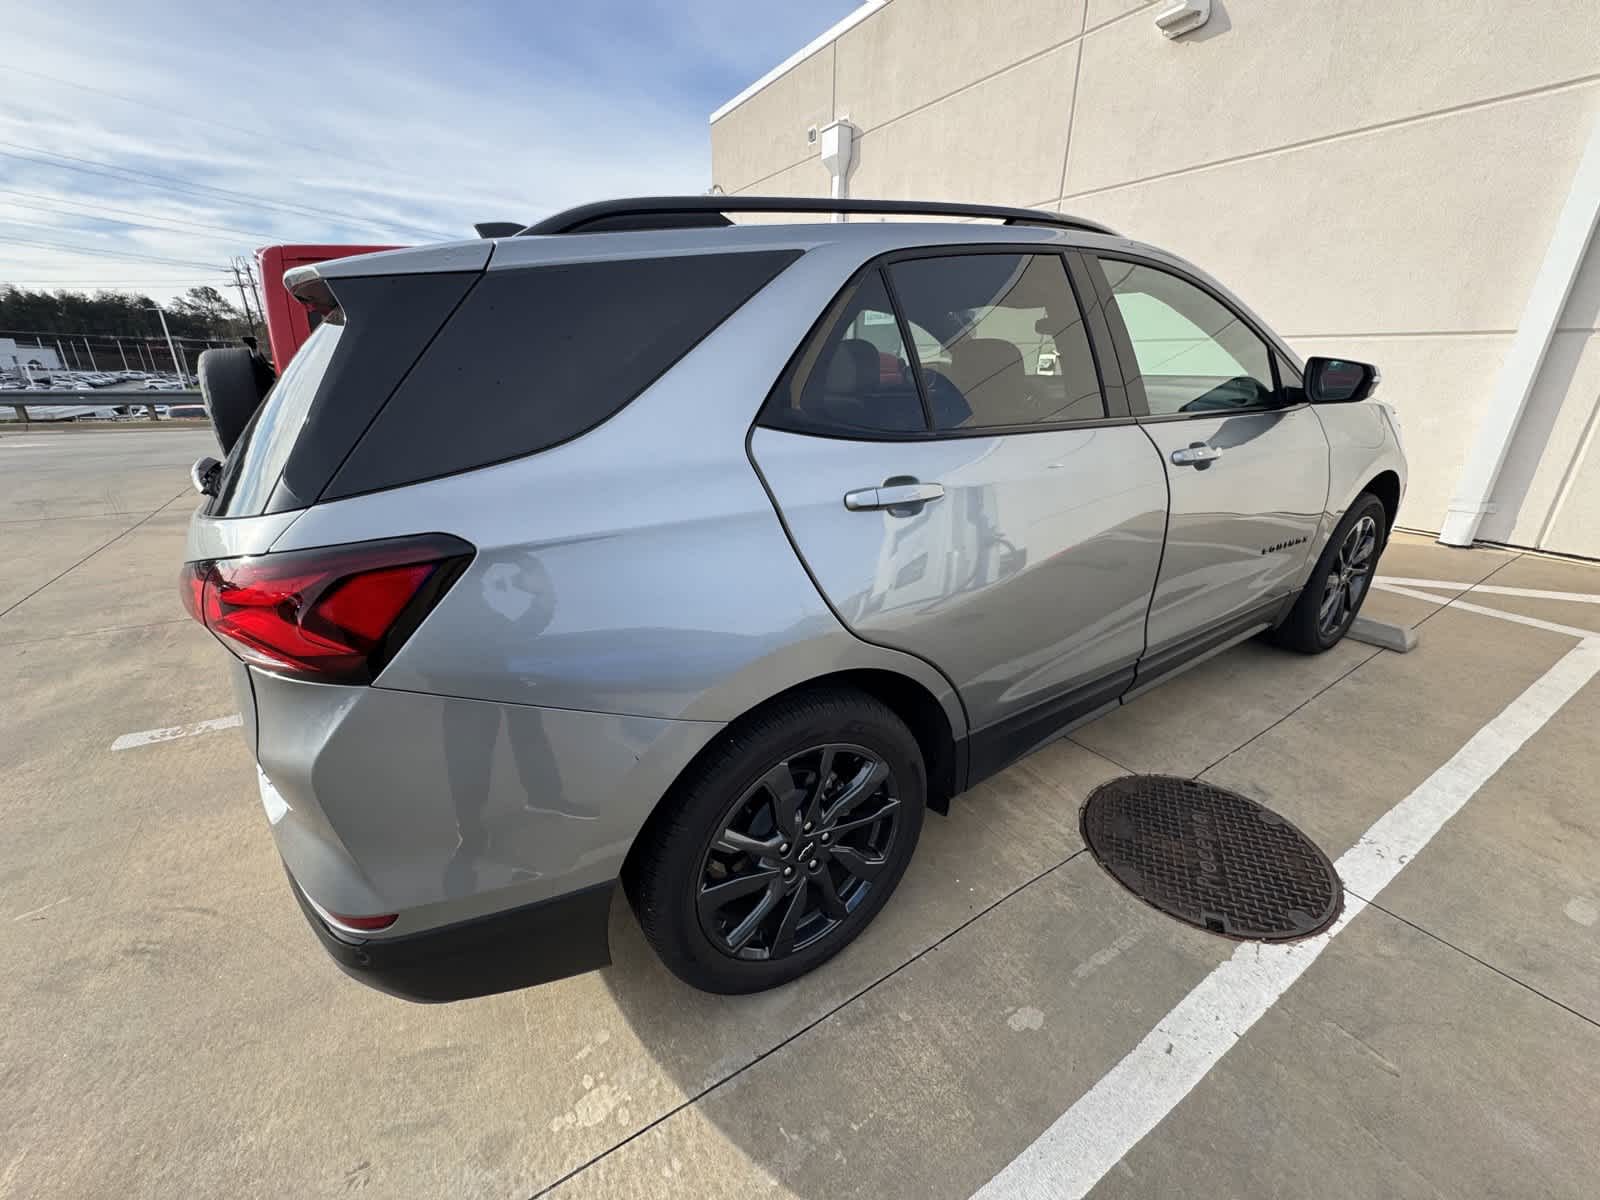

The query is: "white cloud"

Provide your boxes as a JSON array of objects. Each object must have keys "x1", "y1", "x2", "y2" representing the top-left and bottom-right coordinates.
[{"x1": 0, "y1": 0, "x2": 860, "y2": 302}]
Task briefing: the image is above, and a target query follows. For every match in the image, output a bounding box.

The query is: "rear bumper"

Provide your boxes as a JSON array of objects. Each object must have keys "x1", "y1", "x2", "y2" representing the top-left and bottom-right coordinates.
[{"x1": 288, "y1": 870, "x2": 615, "y2": 1003}]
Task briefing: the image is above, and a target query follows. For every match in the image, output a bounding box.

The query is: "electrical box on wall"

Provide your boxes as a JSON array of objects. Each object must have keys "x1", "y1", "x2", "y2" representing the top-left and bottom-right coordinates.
[{"x1": 1154, "y1": 0, "x2": 1210, "y2": 38}]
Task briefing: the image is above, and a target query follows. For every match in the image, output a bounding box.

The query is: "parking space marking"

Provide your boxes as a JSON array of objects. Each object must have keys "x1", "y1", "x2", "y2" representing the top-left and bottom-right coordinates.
[
  {"x1": 109, "y1": 714, "x2": 241, "y2": 751},
  {"x1": 1376, "y1": 575, "x2": 1600, "y2": 604},
  {"x1": 973, "y1": 637, "x2": 1600, "y2": 1200},
  {"x1": 1373, "y1": 582, "x2": 1600, "y2": 640}
]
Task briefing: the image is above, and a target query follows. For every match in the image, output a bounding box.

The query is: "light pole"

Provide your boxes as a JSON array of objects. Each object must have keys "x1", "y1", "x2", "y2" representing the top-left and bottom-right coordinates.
[{"x1": 146, "y1": 305, "x2": 187, "y2": 384}]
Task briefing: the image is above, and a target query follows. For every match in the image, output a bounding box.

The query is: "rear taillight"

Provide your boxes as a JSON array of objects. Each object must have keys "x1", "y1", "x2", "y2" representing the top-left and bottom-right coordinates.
[{"x1": 180, "y1": 534, "x2": 472, "y2": 683}]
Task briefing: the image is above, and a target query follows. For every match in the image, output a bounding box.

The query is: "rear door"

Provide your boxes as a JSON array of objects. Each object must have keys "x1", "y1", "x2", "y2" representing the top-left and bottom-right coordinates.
[
  {"x1": 750, "y1": 248, "x2": 1169, "y2": 774},
  {"x1": 1089, "y1": 255, "x2": 1329, "y2": 676}
]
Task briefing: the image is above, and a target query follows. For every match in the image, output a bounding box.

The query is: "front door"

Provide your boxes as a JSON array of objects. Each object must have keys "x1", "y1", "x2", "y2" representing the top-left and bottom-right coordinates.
[
  {"x1": 750, "y1": 249, "x2": 1168, "y2": 767},
  {"x1": 1090, "y1": 256, "x2": 1330, "y2": 663}
]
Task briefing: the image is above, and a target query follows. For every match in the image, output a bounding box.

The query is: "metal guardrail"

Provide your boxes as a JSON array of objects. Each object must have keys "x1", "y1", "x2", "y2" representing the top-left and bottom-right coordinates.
[{"x1": 3, "y1": 389, "x2": 204, "y2": 423}]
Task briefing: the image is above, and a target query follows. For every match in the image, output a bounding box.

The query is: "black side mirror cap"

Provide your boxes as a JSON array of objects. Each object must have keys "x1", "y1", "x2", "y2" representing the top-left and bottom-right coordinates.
[{"x1": 1305, "y1": 356, "x2": 1380, "y2": 404}]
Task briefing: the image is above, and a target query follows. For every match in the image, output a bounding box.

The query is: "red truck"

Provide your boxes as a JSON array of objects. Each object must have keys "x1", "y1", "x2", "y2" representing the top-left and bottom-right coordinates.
[{"x1": 256, "y1": 243, "x2": 395, "y2": 366}]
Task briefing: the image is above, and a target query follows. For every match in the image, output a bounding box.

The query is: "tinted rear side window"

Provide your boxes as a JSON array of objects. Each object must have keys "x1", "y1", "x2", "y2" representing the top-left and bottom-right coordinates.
[
  {"x1": 214, "y1": 321, "x2": 343, "y2": 515},
  {"x1": 324, "y1": 249, "x2": 801, "y2": 499}
]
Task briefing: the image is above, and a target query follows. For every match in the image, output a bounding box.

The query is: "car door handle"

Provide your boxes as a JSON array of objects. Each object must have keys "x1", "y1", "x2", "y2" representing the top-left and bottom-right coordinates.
[
  {"x1": 843, "y1": 482, "x2": 946, "y2": 511},
  {"x1": 1170, "y1": 443, "x2": 1223, "y2": 467}
]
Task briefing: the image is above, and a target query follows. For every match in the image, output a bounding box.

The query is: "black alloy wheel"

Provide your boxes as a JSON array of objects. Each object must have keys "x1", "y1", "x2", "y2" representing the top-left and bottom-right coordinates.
[
  {"x1": 627, "y1": 688, "x2": 925, "y2": 994},
  {"x1": 1317, "y1": 513, "x2": 1379, "y2": 639},
  {"x1": 1270, "y1": 491, "x2": 1388, "y2": 653},
  {"x1": 697, "y1": 744, "x2": 901, "y2": 961}
]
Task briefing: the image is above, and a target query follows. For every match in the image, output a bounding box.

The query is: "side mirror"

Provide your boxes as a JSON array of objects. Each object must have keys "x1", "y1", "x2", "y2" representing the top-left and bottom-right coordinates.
[{"x1": 1305, "y1": 356, "x2": 1379, "y2": 404}]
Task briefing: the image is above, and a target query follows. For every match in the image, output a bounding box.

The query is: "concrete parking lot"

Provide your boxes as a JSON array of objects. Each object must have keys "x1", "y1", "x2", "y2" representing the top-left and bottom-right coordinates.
[{"x1": 4, "y1": 427, "x2": 1600, "y2": 1200}]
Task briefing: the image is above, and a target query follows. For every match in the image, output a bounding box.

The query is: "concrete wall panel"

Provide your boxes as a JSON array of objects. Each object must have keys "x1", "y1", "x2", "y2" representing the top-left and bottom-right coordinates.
[
  {"x1": 834, "y1": 0, "x2": 1085, "y2": 135},
  {"x1": 1066, "y1": 0, "x2": 1600, "y2": 196},
  {"x1": 710, "y1": 45, "x2": 835, "y2": 193},
  {"x1": 850, "y1": 43, "x2": 1080, "y2": 207},
  {"x1": 1060, "y1": 85, "x2": 1600, "y2": 338}
]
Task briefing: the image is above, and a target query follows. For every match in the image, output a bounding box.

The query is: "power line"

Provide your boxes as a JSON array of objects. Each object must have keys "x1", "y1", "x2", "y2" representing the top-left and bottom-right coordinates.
[
  {"x1": 0, "y1": 63, "x2": 463, "y2": 198},
  {"x1": 0, "y1": 236, "x2": 220, "y2": 270},
  {"x1": 0, "y1": 141, "x2": 457, "y2": 241},
  {"x1": 0, "y1": 187, "x2": 275, "y2": 240},
  {"x1": 0, "y1": 213, "x2": 259, "y2": 247}
]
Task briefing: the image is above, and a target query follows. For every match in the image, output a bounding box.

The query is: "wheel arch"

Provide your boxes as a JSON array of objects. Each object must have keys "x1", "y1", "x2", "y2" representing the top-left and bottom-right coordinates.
[
  {"x1": 1364, "y1": 469, "x2": 1402, "y2": 538},
  {"x1": 621, "y1": 667, "x2": 961, "y2": 892}
]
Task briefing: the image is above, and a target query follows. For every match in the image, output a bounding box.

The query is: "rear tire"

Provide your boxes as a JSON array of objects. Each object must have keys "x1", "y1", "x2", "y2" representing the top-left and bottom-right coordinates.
[
  {"x1": 627, "y1": 688, "x2": 924, "y2": 994},
  {"x1": 1272, "y1": 493, "x2": 1387, "y2": 653}
]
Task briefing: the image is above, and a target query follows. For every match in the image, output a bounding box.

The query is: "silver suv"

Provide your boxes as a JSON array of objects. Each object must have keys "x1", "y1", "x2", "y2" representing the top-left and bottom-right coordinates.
[{"x1": 182, "y1": 197, "x2": 1405, "y2": 999}]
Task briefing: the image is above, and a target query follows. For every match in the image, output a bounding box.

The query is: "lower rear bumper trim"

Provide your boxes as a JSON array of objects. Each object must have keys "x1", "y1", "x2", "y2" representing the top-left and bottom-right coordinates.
[{"x1": 288, "y1": 872, "x2": 615, "y2": 1003}]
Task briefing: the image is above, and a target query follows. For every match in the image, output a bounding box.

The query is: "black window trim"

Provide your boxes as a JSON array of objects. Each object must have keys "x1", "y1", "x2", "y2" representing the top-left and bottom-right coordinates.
[
  {"x1": 1089, "y1": 251, "x2": 1303, "y2": 424},
  {"x1": 757, "y1": 242, "x2": 1132, "y2": 444}
]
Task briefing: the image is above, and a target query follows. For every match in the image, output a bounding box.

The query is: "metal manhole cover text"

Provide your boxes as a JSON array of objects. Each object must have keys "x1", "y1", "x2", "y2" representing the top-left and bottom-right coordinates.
[{"x1": 1081, "y1": 775, "x2": 1342, "y2": 941}]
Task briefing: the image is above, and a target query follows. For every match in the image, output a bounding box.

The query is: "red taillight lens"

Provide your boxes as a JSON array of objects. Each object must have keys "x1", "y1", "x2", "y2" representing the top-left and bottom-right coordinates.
[{"x1": 180, "y1": 534, "x2": 472, "y2": 683}]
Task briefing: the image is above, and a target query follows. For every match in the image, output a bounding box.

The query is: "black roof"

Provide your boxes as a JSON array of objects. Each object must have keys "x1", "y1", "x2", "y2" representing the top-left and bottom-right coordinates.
[{"x1": 515, "y1": 196, "x2": 1116, "y2": 238}]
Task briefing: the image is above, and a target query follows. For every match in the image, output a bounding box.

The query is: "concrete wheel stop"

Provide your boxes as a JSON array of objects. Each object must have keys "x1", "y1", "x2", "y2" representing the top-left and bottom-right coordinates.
[{"x1": 1348, "y1": 615, "x2": 1419, "y2": 653}]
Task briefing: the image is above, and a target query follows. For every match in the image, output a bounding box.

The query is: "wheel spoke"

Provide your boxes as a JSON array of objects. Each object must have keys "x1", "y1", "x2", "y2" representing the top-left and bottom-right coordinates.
[
  {"x1": 761, "y1": 762, "x2": 801, "y2": 838},
  {"x1": 1350, "y1": 526, "x2": 1377, "y2": 567},
  {"x1": 812, "y1": 868, "x2": 850, "y2": 919},
  {"x1": 822, "y1": 759, "x2": 890, "y2": 825},
  {"x1": 1318, "y1": 584, "x2": 1342, "y2": 626},
  {"x1": 772, "y1": 878, "x2": 810, "y2": 957},
  {"x1": 721, "y1": 879, "x2": 783, "y2": 952},
  {"x1": 803, "y1": 746, "x2": 837, "y2": 828},
  {"x1": 714, "y1": 830, "x2": 782, "y2": 860},
  {"x1": 698, "y1": 868, "x2": 780, "y2": 922},
  {"x1": 827, "y1": 797, "x2": 900, "y2": 839},
  {"x1": 830, "y1": 843, "x2": 888, "y2": 881}
]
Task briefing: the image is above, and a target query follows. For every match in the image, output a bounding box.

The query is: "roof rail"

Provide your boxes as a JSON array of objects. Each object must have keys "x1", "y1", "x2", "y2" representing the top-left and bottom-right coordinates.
[{"x1": 517, "y1": 196, "x2": 1117, "y2": 238}]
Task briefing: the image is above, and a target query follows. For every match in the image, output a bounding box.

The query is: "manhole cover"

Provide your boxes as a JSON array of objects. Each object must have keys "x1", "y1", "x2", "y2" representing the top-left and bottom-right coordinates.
[{"x1": 1081, "y1": 775, "x2": 1342, "y2": 941}]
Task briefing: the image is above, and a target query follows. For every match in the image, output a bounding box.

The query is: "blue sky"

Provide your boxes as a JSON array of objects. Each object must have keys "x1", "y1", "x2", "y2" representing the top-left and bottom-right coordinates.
[{"x1": 0, "y1": 1, "x2": 860, "y2": 301}]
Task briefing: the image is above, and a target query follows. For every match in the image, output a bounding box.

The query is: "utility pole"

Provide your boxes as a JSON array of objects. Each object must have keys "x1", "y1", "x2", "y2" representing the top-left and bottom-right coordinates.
[
  {"x1": 242, "y1": 258, "x2": 265, "y2": 325},
  {"x1": 242, "y1": 257, "x2": 271, "y2": 361},
  {"x1": 146, "y1": 305, "x2": 186, "y2": 384},
  {"x1": 230, "y1": 260, "x2": 261, "y2": 338}
]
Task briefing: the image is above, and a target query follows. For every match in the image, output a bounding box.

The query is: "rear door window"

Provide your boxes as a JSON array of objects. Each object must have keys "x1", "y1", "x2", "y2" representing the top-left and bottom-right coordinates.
[
  {"x1": 767, "y1": 269, "x2": 927, "y2": 435},
  {"x1": 888, "y1": 253, "x2": 1103, "y2": 430}
]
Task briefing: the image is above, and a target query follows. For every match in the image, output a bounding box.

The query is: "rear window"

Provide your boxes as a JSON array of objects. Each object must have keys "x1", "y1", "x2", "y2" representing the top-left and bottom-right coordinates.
[
  {"x1": 213, "y1": 320, "x2": 343, "y2": 516},
  {"x1": 323, "y1": 249, "x2": 801, "y2": 499}
]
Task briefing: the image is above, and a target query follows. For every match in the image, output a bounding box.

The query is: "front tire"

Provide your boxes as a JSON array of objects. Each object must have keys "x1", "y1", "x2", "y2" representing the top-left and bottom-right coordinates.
[
  {"x1": 627, "y1": 688, "x2": 924, "y2": 994},
  {"x1": 1273, "y1": 493, "x2": 1387, "y2": 653}
]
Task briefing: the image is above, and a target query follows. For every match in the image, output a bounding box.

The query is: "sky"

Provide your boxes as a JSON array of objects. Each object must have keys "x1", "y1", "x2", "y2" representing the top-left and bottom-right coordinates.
[{"x1": 0, "y1": 0, "x2": 860, "y2": 305}]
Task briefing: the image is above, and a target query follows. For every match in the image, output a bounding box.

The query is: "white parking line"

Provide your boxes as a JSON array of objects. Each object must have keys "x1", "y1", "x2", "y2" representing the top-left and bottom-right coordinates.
[
  {"x1": 1376, "y1": 575, "x2": 1600, "y2": 604},
  {"x1": 1373, "y1": 582, "x2": 1600, "y2": 640},
  {"x1": 109, "y1": 714, "x2": 242, "y2": 751},
  {"x1": 973, "y1": 637, "x2": 1600, "y2": 1200}
]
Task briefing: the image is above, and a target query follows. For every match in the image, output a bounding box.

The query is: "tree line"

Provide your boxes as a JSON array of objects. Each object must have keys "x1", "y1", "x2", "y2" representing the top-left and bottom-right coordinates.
[{"x1": 0, "y1": 284, "x2": 250, "y2": 342}]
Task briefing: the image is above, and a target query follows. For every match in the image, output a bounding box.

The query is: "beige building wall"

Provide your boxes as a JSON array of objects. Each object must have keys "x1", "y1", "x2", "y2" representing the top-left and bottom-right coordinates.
[{"x1": 709, "y1": 0, "x2": 1600, "y2": 558}]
